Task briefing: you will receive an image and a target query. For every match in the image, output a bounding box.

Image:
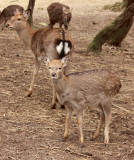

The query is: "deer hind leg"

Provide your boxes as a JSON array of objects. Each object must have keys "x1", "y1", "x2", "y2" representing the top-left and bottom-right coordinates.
[
  {"x1": 64, "y1": 24, "x2": 68, "y2": 30},
  {"x1": 92, "y1": 103, "x2": 105, "y2": 140},
  {"x1": 48, "y1": 21, "x2": 54, "y2": 28},
  {"x1": 103, "y1": 102, "x2": 111, "y2": 145},
  {"x1": 26, "y1": 58, "x2": 41, "y2": 97},
  {"x1": 76, "y1": 112, "x2": 84, "y2": 147},
  {"x1": 59, "y1": 22, "x2": 63, "y2": 28},
  {"x1": 63, "y1": 106, "x2": 73, "y2": 140}
]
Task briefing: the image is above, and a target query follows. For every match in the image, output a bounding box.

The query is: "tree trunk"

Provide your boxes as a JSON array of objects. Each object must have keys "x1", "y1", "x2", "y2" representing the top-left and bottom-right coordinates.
[
  {"x1": 87, "y1": 0, "x2": 134, "y2": 54},
  {"x1": 27, "y1": 0, "x2": 35, "y2": 27}
]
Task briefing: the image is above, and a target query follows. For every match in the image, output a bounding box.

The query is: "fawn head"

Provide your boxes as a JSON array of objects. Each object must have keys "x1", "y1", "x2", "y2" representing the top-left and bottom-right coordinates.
[
  {"x1": 6, "y1": 9, "x2": 31, "y2": 31},
  {"x1": 44, "y1": 57, "x2": 70, "y2": 80},
  {"x1": 62, "y1": 7, "x2": 72, "y2": 25}
]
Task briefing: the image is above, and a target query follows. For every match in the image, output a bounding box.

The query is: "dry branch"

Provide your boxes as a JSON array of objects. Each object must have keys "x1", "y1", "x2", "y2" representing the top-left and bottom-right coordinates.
[{"x1": 113, "y1": 104, "x2": 134, "y2": 114}]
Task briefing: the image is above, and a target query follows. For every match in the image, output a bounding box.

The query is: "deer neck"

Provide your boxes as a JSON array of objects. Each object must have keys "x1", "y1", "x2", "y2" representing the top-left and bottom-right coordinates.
[
  {"x1": 16, "y1": 22, "x2": 36, "y2": 47},
  {"x1": 52, "y1": 74, "x2": 68, "y2": 94}
]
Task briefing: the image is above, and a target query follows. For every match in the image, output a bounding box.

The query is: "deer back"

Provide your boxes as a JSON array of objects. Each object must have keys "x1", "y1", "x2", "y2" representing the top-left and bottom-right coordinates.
[{"x1": 31, "y1": 28, "x2": 73, "y2": 60}]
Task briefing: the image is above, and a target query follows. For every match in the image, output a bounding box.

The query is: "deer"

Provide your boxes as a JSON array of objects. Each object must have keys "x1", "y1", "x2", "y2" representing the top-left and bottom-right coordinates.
[
  {"x1": 0, "y1": 5, "x2": 24, "y2": 31},
  {"x1": 47, "y1": 2, "x2": 72, "y2": 30},
  {"x1": 6, "y1": 9, "x2": 73, "y2": 109},
  {"x1": 44, "y1": 57, "x2": 121, "y2": 147}
]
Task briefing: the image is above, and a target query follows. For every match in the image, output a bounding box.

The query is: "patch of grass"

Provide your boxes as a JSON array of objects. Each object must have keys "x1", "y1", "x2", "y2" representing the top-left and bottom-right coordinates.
[{"x1": 103, "y1": 2, "x2": 124, "y2": 12}]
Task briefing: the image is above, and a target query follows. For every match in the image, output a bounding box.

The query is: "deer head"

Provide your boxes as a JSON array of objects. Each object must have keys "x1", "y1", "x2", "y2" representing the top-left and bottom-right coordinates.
[{"x1": 6, "y1": 9, "x2": 31, "y2": 31}]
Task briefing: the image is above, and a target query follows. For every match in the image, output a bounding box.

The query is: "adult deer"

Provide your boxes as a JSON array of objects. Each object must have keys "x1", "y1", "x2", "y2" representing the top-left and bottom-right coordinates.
[
  {"x1": 6, "y1": 9, "x2": 73, "y2": 108},
  {"x1": 47, "y1": 2, "x2": 72, "y2": 30}
]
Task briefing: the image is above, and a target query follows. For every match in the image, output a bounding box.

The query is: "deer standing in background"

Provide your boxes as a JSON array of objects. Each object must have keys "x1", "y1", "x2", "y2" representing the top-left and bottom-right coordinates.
[
  {"x1": 6, "y1": 9, "x2": 73, "y2": 109},
  {"x1": 47, "y1": 2, "x2": 72, "y2": 30},
  {"x1": 44, "y1": 57, "x2": 121, "y2": 147},
  {"x1": 0, "y1": 5, "x2": 24, "y2": 31}
]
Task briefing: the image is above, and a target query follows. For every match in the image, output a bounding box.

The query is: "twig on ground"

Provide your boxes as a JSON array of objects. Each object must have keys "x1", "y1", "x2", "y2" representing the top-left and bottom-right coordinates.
[{"x1": 113, "y1": 104, "x2": 134, "y2": 114}]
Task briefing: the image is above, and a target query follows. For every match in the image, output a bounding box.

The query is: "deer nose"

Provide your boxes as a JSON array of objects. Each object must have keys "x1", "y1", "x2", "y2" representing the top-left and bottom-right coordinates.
[
  {"x1": 6, "y1": 24, "x2": 9, "y2": 28},
  {"x1": 52, "y1": 72, "x2": 56, "y2": 77}
]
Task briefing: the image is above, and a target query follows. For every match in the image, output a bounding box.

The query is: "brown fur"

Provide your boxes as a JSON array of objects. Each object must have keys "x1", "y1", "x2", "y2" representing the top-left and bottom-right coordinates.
[
  {"x1": 45, "y1": 58, "x2": 121, "y2": 146},
  {"x1": 6, "y1": 10, "x2": 73, "y2": 103},
  {"x1": 0, "y1": 5, "x2": 23, "y2": 31},
  {"x1": 47, "y1": 2, "x2": 72, "y2": 30}
]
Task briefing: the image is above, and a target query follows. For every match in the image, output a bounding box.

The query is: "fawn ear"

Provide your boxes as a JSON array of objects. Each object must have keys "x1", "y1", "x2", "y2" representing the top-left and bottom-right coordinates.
[
  {"x1": 23, "y1": 9, "x2": 31, "y2": 20},
  {"x1": 61, "y1": 56, "x2": 70, "y2": 67},
  {"x1": 43, "y1": 57, "x2": 50, "y2": 66}
]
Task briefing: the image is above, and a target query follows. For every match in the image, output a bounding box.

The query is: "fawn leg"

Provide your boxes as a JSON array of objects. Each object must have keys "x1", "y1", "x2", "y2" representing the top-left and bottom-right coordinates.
[
  {"x1": 50, "y1": 86, "x2": 57, "y2": 109},
  {"x1": 63, "y1": 107, "x2": 73, "y2": 140},
  {"x1": 76, "y1": 113, "x2": 84, "y2": 146},
  {"x1": 103, "y1": 104, "x2": 111, "y2": 145},
  {"x1": 92, "y1": 104, "x2": 105, "y2": 140}
]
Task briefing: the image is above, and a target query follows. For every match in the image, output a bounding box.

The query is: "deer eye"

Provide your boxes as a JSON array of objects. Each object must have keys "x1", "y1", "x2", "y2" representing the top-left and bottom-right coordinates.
[
  {"x1": 58, "y1": 67, "x2": 61, "y2": 70},
  {"x1": 48, "y1": 67, "x2": 51, "y2": 70},
  {"x1": 17, "y1": 18, "x2": 21, "y2": 21}
]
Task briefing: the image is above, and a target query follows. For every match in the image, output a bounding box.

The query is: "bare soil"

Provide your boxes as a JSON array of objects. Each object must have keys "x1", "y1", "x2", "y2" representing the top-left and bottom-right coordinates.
[{"x1": 0, "y1": 0, "x2": 134, "y2": 160}]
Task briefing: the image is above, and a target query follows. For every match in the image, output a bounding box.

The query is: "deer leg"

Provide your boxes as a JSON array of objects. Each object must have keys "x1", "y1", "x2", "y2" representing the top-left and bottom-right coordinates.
[
  {"x1": 63, "y1": 107, "x2": 73, "y2": 140},
  {"x1": 103, "y1": 103, "x2": 111, "y2": 145},
  {"x1": 76, "y1": 112, "x2": 84, "y2": 146},
  {"x1": 48, "y1": 23, "x2": 53, "y2": 28},
  {"x1": 26, "y1": 58, "x2": 41, "y2": 97},
  {"x1": 59, "y1": 22, "x2": 63, "y2": 28},
  {"x1": 50, "y1": 86, "x2": 57, "y2": 109},
  {"x1": 58, "y1": 65, "x2": 69, "y2": 109},
  {"x1": 64, "y1": 24, "x2": 68, "y2": 30},
  {"x1": 48, "y1": 21, "x2": 54, "y2": 28},
  {"x1": 92, "y1": 104, "x2": 105, "y2": 140}
]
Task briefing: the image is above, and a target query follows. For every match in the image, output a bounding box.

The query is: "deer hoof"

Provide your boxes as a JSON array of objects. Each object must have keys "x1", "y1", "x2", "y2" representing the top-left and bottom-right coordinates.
[
  {"x1": 60, "y1": 137, "x2": 67, "y2": 142},
  {"x1": 61, "y1": 105, "x2": 65, "y2": 109},
  {"x1": 26, "y1": 90, "x2": 32, "y2": 97},
  {"x1": 104, "y1": 144, "x2": 109, "y2": 148},
  {"x1": 90, "y1": 137, "x2": 95, "y2": 141},
  {"x1": 51, "y1": 104, "x2": 56, "y2": 109},
  {"x1": 79, "y1": 143, "x2": 85, "y2": 148}
]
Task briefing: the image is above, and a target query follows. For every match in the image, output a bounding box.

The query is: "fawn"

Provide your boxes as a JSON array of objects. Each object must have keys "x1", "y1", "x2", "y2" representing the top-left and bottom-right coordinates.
[
  {"x1": 44, "y1": 57, "x2": 121, "y2": 146},
  {"x1": 6, "y1": 9, "x2": 73, "y2": 108}
]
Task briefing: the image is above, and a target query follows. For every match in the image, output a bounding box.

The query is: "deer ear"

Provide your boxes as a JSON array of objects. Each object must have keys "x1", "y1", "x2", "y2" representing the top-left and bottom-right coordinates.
[
  {"x1": 43, "y1": 57, "x2": 50, "y2": 66},
  {"x1": 62, "y1": 7, "x2": 66, "y2": 13},
  {"x1": 23, "y1": 9, "x2": 31, "y2": 20},
  {"x1": 61, "y1": 56, "x2": 70, "y2": 67}
]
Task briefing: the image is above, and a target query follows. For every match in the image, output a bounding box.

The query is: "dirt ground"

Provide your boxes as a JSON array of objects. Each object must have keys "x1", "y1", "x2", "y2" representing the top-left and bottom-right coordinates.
[{"x1": 0, "y1": 0, "x2": 134, "y2": 159}]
